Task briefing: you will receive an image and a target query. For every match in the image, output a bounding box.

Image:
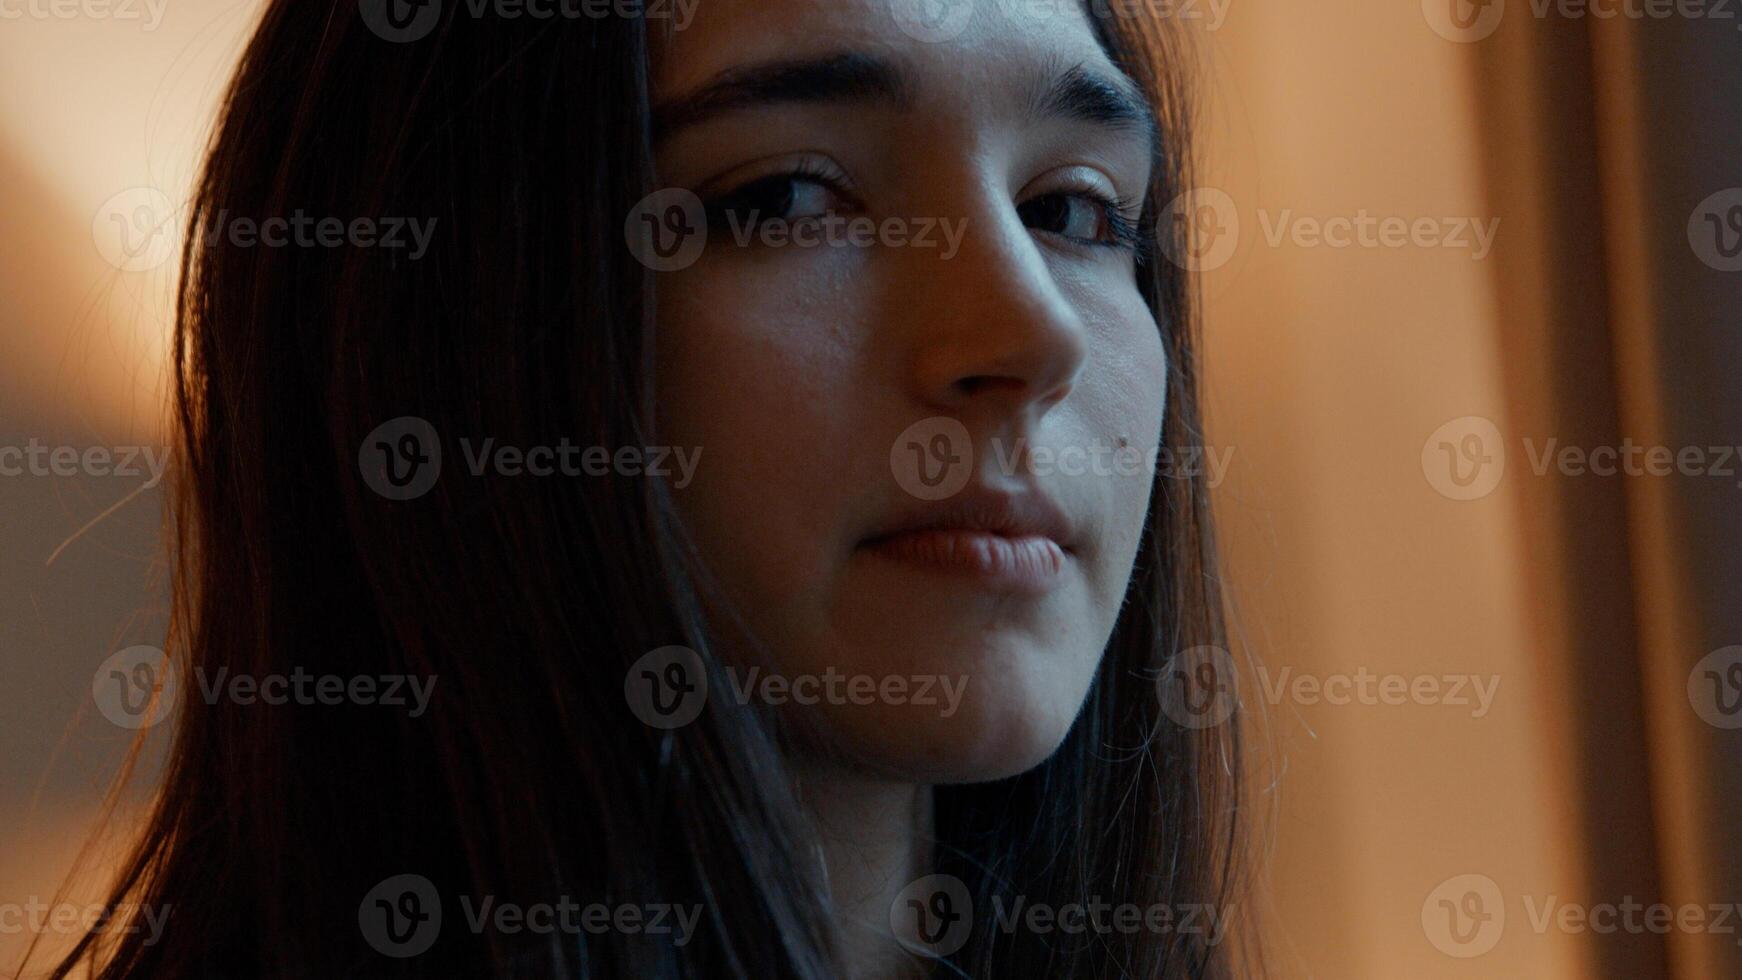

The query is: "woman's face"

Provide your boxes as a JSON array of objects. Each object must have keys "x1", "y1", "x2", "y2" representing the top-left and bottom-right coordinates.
[{"x1": 650, "y1": 0, "x2": 1166, "y2": 783}]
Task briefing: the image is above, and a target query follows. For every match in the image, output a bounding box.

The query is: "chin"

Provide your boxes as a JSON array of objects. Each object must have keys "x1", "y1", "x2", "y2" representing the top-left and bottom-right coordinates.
[{"x1": 791, "y1": 635, "x2": 1101, "y2": 785}]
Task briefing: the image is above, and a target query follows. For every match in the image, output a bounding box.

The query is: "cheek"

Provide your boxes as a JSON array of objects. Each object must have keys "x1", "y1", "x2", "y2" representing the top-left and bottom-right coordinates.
[
  {"x1": 652, "y1": 264, "x2": 865, "y2": 634},
  {"x1": 1078, "y1": 282, "x2": 1170, "y2": 487},
  {"x1": 1068, "y1": 283, "x2": 1169, "y2": 605}
]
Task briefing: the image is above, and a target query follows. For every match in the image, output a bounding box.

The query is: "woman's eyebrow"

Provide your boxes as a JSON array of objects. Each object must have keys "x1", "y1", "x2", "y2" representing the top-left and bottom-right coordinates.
[
  {"x1": 653, "y1": 52, "x2": 910, "y2": 143},
  {"x1": 1035, "y1": 63, "x2": 1157, "y2": 141},
  {"x1": 653, "y1": 50, "x2": 1158, "y2": 149}
]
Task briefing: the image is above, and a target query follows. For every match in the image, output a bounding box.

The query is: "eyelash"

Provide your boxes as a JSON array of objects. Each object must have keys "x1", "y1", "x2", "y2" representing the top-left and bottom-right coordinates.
[
  {"x1": 703, "y1": 164, "x2": 1147, "y2": 255},
  {"x1": 1028, "y1": 184, "x2": 1146, "y2": 254},
  {"x1": 704, "y1": 161, "x2": 859, "y2": 232}
]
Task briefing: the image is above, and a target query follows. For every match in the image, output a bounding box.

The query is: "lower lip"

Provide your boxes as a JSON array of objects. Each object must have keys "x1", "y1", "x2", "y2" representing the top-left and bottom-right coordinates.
[{"x1": 860, "y1": 530, "x2": 1068, "y2": 594}]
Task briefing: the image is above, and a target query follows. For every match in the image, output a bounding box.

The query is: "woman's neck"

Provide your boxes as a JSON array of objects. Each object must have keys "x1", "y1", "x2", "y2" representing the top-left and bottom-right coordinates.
[{"x1": 797, "y1": 768, "x2": 935, "y2": 980}]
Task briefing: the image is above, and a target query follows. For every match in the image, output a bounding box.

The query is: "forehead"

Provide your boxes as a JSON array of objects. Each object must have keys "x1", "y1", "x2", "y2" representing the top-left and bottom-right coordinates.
[{"x1": 652, "y1": 0, "x2": 1116, "y2": 103}]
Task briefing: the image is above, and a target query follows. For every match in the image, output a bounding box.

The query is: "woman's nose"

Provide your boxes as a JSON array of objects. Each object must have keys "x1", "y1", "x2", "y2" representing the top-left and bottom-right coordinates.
[{"x1": 898, "y1": 203, "x2": 1089, "y2": 427}]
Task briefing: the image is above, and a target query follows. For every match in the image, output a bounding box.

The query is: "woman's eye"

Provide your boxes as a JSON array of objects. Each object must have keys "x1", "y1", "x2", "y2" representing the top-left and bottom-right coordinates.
[
  {"x1": 708, "y1": 174, "x2": 842, "y2": 232},
  {"x1": 1018, "y1": 191, "x2": 1138, "y2": 250}
]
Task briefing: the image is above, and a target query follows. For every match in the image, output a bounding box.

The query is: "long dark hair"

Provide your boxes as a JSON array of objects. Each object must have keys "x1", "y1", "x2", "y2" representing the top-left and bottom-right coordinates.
[{"x1": 41, "y1": 2, "x2": 1251, "y2": 977}]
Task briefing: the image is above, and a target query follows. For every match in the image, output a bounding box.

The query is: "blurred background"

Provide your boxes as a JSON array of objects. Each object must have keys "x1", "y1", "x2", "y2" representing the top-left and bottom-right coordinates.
[{"x1": 2, "y1": 1, "x2": 1739, "y2": 977}]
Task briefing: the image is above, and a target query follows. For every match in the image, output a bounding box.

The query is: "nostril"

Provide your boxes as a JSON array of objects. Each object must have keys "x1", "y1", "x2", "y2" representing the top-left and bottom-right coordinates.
[
  {"x1": 954, "y1": 375, "x2": 1022, "y2": 398},
  {"x1": 950, "y1": 373, "x2": 1076, "y2": 418}
]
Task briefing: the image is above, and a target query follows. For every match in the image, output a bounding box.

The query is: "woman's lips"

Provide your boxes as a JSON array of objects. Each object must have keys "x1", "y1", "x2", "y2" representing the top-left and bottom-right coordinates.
[{"x1": 859, "y1": 528, "x2": 1068, "y2": 594}]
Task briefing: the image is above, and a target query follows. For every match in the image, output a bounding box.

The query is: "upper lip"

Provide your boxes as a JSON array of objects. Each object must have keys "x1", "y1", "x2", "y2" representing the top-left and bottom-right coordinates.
[{"x1": 861, "y1": 487, "x2": 1078, "y2": 554}]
